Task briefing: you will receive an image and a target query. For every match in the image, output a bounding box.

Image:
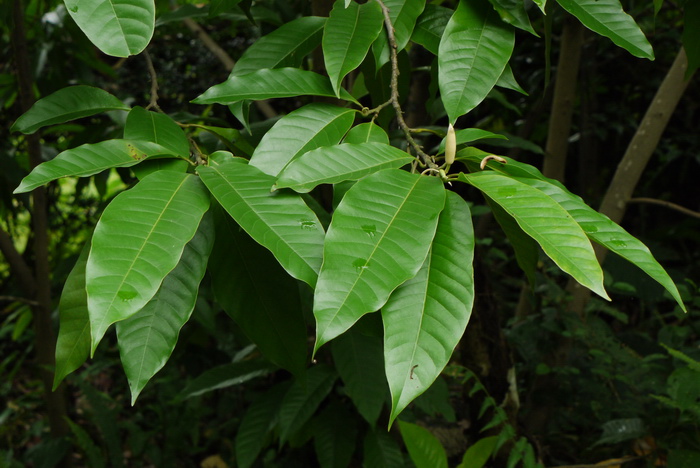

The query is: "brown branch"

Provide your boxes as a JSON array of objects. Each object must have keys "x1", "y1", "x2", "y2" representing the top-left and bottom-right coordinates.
[
  {"x1": 143, "y1": 50, "x2": 162, "y2": 112},
  {"x1": 628, "y1": 197, "x2": 700, "y2": 219}
]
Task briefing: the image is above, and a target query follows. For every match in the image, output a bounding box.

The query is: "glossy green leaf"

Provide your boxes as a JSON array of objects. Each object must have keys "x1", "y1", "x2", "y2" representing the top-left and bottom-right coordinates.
[
  {"x1": 555, "y1": 0, "x2": 654, "y2": 59},
  {"x1": 457, "y1": 436, "x2": 498, "y2": 468},
  {"x1": 11, "y1": 85, "x2": 129, "y2": 134},
  {"x1": 532, "y1": 0, "x2": 546, "y2": 14},
  {"x1": 437, "y1": 128, "x2": 508, "y2": 154},
  {"x1": 438, "y1": 0, "x2": 515, "y2": 122},
  {"x1": 411, "y1": 4, "x2": 452, "y2": 55},
  {"x1": 472, "y1": 156, "x2": 685, "y2": 311},
  {"x1": 343, "y1": 122, "x2": 389, "y2": 144},
  {"x1": 236, "y1": 383, "x2": 290, "y2": 468},
  {"x1": 132, "y1": 159, "x2": 190, "y2": 180},
  {"x1": 278, "y1": 365, "x2": 337, "y2": 443},
  {"x1": 250, "y1": 103, "x2": 356, "y2": 177},
  {"x1": 231, "y1": 16, "x2": 326, "y2": 77},
  {"x1": 496, "y1": 64, "x2": 528, "y2": 94},
  {"x1": 459, "y1": 172, "x2": 609, "y2": 300},
  {"x1": 398, "y1": 420, "x2": 448, "y2": 468},
  {"x1": 313, "y1": 169, "x2": 445, "y2": 353},
  {"x1": 177, "y1": 360, "x2": 276, "y2": 400},
  {"x1": 488, "y1": 0, "x2": 537, "y2": 35},
  {"x1": 313, "y1": 402, "x2": 359, "y2": 468},
  {"x1": 193, "y1": 68, "x2": 357, "y2": 105},
  {"x1": 124, "y1": 107, "x2": 190, "y2": 157},
  {"x1": 116, "y1": 212, "x2": 214, "y2": 404},
  {"x1": 372, "y1": 0, "x2": 426, "y2": 69},
  {"x1": 363, "y1": 429, "x2": 404, "y2": 468},
  {"x1": 64, "y1": 0, "x2": 155, "y2": 57},
  {"x1": 87, "y1": 171, "x2": 211, "y2": 353},
  {"x1": 14, "y1": 140, "x2": 180, "y2": 194},
  {"x1": 209, "y1": 206, "x2": 308, "y2": 376},
  {"x1": 275, "y1": 143, "x2": 414, "y2": 193},
  {"x1": 53, "y1": 240, "x2": 91, "y2": 390},
  {"x1": 331, "y1": 326, "x2": 387, "y2": 425},
  {"x1": 197, "y1": 162, "x2": 325, "y2": 287},
  {"x1": 382, "y1": 191, "x2": 475, "y2": 425},
  {"x1": 323, "y1": 0, "x2": 385, "y2": 97}
]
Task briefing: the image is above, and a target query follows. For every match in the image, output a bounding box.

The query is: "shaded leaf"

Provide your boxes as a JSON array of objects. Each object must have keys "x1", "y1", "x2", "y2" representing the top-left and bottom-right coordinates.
[
  {"x1": 11, "y1": 85, "x2": 129, "y2": 134},
  {"x1": 323, "y1": 0, "x2": 385, "y2": 97},
  {"x1": 343, "y1": 122, "x2": 389, "y2": 144},
  {"x1": 488, "y1": 0, "x2": 537, "y2": 35},
  {"x1": 496, "y1": 64, "x2": 528, "y2": 94},
  {"x1": 363, "y1": 429, "x2": 404, "y2": 468},
  {"x1": 314, "y1": 169, "x2": 445, "y2": 353},
  {"x1": 556, "y1": 0, "x2": 654, "y2": 59},
  {"x1": 177, "y1": 360, "x2": 276, "y2": 400},
  {"x1": 87, "y1": 172, "x2": 211, "y2": 353},
  {"x1": 438, "y1": 0, "x2": 515, "y2": 122},
  {"x1": 64, "y1": 0, "x2": 155, "y2": 57},
  {"x1": 382, "y1": 192, "x2": 475, "y2": 424},
  {"x1": 683, "y1": 2, "x2": 700, "y2": 76},
  {"x1": 372, "y1": 0, "x2": 426, "y2": 69},
  {"x1": 116, "y1": 212, "x2": 215, "y2": 404},
  {"x1": 210, "y1": 0, "x2": 242, "y2": 17},
  {"x1": 250, "y1": 103, "x2": 356, "y2": 177},
  {"x1": 275, "y1": 143, "x2": 414, "y2": 193},
  {"x1": 457, "y1": 436, "x2": 498, "y2": 468},
  {"x1": 197, "y1": 162, "x2": 325, "y2": 287},
  {"x1": 411, "y1": 4, "x2": 452, "y2": 55},
  {"x1": 314, "y1": 402, "x2": 359, "y2": 468},
  {"x1": 398, "y1": 420, "x2": 448, "y2": 468},
  {"x1": 132, "y1": 159, "x2": 190, "y2": 180},
  {"x1": 124, "y1": 107, "x2": 190, "y2": 157}
]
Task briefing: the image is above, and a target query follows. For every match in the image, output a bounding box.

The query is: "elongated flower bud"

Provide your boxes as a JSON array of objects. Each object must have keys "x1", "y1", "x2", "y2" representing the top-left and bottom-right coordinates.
[{"x1": 445, "y1": 123, "x2": 456, "y2": 166}]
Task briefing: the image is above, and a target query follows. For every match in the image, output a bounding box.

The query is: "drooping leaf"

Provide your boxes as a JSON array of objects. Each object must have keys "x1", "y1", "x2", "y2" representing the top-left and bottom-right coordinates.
[
  {"x1": 496, "y1": 63, "x2": 528, "y2": 94},
  {"x1": 53, "y1": 240, "x2": 91, "y2": 390},
  {"x1": 323, "y1": 0, "x2": 385, "y2": 97},
  {"x1": 124, "y1": 107, "x2": 190, "y2": 157},
  {"x1": 343, "y1": 122, "x2": 389, "y2": 144},
  {"x1": 278, "y1": 365, "x2": 337, "y2": 443},
  {"x1": 64, "y1": 0, "x2": 155, "y2": 57},
  {"x1": 313, "y1": 169, "x2": 445, "y2": 353},
  {"x1": 250, "y1": 103, "x2": 356, "y2": 177},
  {"x1": 555, "y1": 0, "x2": 654, "y2": 60},
  {"x1": 209, "y1": 206, "x2": 308, "y2": 376},
  {"x1": 177, "y1": 360, "x2": 276, "y2": 400},
  {"x1": 193, "y1": 68, "x2": 357, "y2": 105},
  {"x1": 231, "y1": 16, "x2": 326, "y2": 77},
  {"x1": 87, "y1": 171, "x2": 211, "y2": 353},
  {"x1": 372, "y1": 0, "x2": 427, "y2": 69},
  {"x1": 363, "y1": 429, "x2": 404, "y2": 468},
  {"x1": 197, "y1": 162, "x2": 325, "y2": 287},
  {"x1": 331, "y1": 325, "x2": 388, "y2": 425},
  {"x1": 411, "y1": 4, "x2": 452, "y2": 55},
  {"x1": 438, "y1": 0, "x2": 515, "y2": 123},
  {"x1": 116, "y1": 212, "x2": 215, "y2": 404},
  {"x1": 398, "y1": 420, "x2": 448, "y2": 468},
  {"x1": 382, "y1": 191, "x2": 475, "y2": 425},
  {"x1": 487, "y1": 0, "x2": 537, "y2": 35},
  {"x1": 458, "y1": 171, "x2": 609, "y2": 300},
  {"x1": 275, "y1": 143, "x2": 414, "y2": 193},
  {"x1": 11, "y1": 85, "x2": 129, "y2": 134},
  {"x1": 236, "y1": 383, "x2": 290, "y2": 468},
  {"x1": 14, "y1": 140, "x2": 181, "y2": 194},
  {"x1": 313, "y1": 402, "x2": 359, "y2": 468}
]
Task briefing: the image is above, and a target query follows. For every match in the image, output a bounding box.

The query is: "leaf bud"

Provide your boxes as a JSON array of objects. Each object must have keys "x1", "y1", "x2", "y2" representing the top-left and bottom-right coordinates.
[{"x1": 445, "y1": 123, "x2": 456, "y2": 166}]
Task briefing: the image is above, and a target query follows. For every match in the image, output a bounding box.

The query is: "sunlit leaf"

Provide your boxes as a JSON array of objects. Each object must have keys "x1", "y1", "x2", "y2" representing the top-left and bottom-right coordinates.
[{"x1": 343, "y1": 122, "x2": 389, "y2": 144}]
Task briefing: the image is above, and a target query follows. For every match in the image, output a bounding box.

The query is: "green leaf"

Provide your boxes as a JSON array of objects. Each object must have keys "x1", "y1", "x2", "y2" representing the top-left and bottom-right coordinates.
[
  {"x1": 343, "y1": 122, "x2": 389, "y2": 144},
  {"x1": 193, "y1": 68, "x2": 358, "y2": 105},
  {"x1": 496, "y1": 64, "x2": 528, "y2": 95},
  {"x1": 64, "y1": 0, "x2": 155, "y2": 57},
  {"x1": 532, "y1": 0, "x2": 546, "y2": 14},
  {"x1": 555, "y1": 0, "x2": 654, "y2": 60},
  {"x1": 382, "y1": 192, "x2": 475, "y2": 425},
  {"x1": 438, "y1": 0, "x2": 515, "y2": 123},
  {"x1": 155, "y1": 4, "x2": 208, "y2": 26},
  {"x1": 372, "y1": 0, "x2": 426, "y2": 69},
  {"x1": 65, "y1": 418, "x2": 106, "y2": 468},
  {"x1": 313, "y1": 169, "x2": 445, "y2": 353},
  {"x1": 132, "y1": 159, "x2": 190, "y2": 180},
  {"x1": 398, "y1": 420, "x2": 448, "y2": 468},
  {"x1": 437, "y1": 128, "x2": 508, "y2": 154},
  {"x1": 116, "y1": 212, "x2": 215, "y2": 404},
  {"x1": 209, "y1": 206, "x2": 308, "y2": 376},
  {"x1": 210, "y1": 0, "x2": 242, "y2": 17},
  {"x1": 14, "y1": 139, "x2": 181, "y2": 194},
  {"x1": 124, "y1": 107, "x2": 190, "y2": 157},
  {"x1": 250, "y1": 103, "x2": 356, "y2": 177},
  {"x1": 11, "y1": 85, "x2": 129, "y2": 134},
  {"x1": 313, "y1": 402, "x2": 359, "y2": 468},
  {"x1": 53, "y1": 240, "x2": 91, "y2": 390},
  {"x1": 363, "y1": 429, "x2": 404, "y2": 468},
  {"x1": 231, "y1": 16, "x2": 326, "y2": 77},
  {"x1": 457, "y1": 436, "x2": 498, "y2": 468},
  {"x1": 458, "y1": 171, "x2": 609, "y2": 300},
  {"x1": 411, "y1": 4, "x2": 452, "y2": 55},
  {"x1": 177, "y1": 360, "x2": 276, "y2": 400},
  {"x1": 197, "y1": 162, "x2": 325, "y2": 287},
  {"x1": 278, "y1": 365, "x2": 337, "y2": 443},
  {"x1": 87, "y1": 171, "x2": 211, "y2": 353},
  {"x1": 275, "y1": 143, "x2": 414, "y2": 193},
  {"x1": 487, "y1": 0, "x2": 537, "y2": 35},
  {"x1": 323, "y1": 0, "x2": 385, "y2": 97},
  {"x1": 683, "y1": 2, "x2": 700, "y2": 76},
  {"x1": 331, "y1": 326, "x2": 388, "y2": 425}
]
